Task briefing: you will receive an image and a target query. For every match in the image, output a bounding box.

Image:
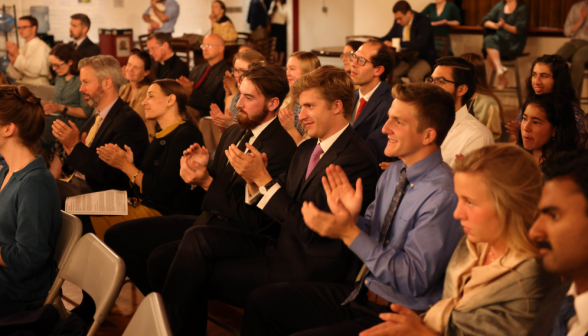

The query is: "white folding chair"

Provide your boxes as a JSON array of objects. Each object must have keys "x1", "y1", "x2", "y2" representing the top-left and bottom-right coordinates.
[
  {"x1": 53, "y1": 211, "x2": 83, "y2": 271},
  {"x1": 45, "y1": 233, "x2": 126, "y2": 336},
  {"x1": 122, "y1": 292, "x2": 172, "y2": 336}
]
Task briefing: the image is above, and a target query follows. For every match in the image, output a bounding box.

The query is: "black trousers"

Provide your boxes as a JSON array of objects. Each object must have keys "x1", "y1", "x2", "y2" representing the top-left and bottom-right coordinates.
[
  {"x1": 240, "y1": 282, "x2": 391, "y2": 336},
  {"x1": 160, "y1": 223, "x2": 271, "y2": 336}
]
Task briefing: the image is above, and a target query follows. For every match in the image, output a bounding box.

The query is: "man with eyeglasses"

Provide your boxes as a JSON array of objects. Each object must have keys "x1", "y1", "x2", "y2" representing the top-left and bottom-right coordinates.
[
  {"x1": 5, "y1": 16, "x2": 51, "y2": 85},
  {"x1": 427, "y1": 56, "x2": 494, "y2": 167},
  {"x1": 349, "y1": 41, "x2": 394, "y2": 164},
  {"x1": 177, "y1": 33, "x2": 231, "y2": 117},
  {"x1": 147, "y1": 32, "x2": 189, "y2": 81}
]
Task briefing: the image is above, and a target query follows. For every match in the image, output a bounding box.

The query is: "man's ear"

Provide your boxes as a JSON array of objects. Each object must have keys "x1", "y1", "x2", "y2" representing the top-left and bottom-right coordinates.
[
  {"x1": 331, "y1": 100, "x2": 344, "y2": 115},
  {"x1": 267, "y1": 96, "x2": 280, "y2": 112},
  {"x1": 102, "y1": 77, "x2": 113, "y2": 91},
  {"x1": 374, "y1": 65, "x2": 385, "y2": 80},
  {"x1": 422, "y1": 127, "x2": 438, "y2": 146},
  {"x1": 456, "y1": 84, "x2": 468, "y2": 98}
]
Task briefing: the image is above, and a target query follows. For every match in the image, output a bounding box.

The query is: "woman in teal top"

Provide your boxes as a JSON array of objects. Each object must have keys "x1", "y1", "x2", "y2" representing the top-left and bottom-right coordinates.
[
  {"x1": 482, "y1": 0, "x2": 529, "y2": 89},
  {"x1": 41, "y1": 44, "x2": 93, "y2": 150},
  {"x1": 0, "y1": 85, "x2": 62, "y2": 318},
  {"x1": 422, "y1": 0, "x2": 462, "y2": 56}
]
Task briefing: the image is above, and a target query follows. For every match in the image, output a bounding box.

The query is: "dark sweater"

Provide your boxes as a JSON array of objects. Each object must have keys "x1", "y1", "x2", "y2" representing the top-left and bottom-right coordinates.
[{"x1": 154, "y1": 53, "x2": 190, "y2": 80}]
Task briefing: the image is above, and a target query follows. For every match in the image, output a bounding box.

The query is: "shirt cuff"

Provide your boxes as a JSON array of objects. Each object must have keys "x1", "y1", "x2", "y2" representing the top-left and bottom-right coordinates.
[
  {"x1": 348, "y1": 230, "x2": 379, "y2": 263},
  {"x1": 245, "y1": 185, "x2": 262, "y2": 205},
  {"x1": 257, "y1": 183, "x2": 281, "y2": 210}
]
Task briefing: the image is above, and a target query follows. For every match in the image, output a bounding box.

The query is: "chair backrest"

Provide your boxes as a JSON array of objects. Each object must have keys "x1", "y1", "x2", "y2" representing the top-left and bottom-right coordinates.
[
  {"x1": 45, "y1": 233, "x2": 126, "y2": 336},
  {"x1": 237, "y1": 32, "x2": 251, "y2": 44},
  {"x1": 54, "y1": 211, "x2": 83, "y2": 270},
  {"x1": 138, "y1": 34, "x2": 150, "y2": 52},
  {"x1": 345, "y1": 35, "x2": 379, "y2": 43},
  {"x1": 122, "y1": 293, "x2": 172, "y2": 336},
  {"x1": 434, "y1": 36, "x2": 450, "y2": 58},
  {"x1": 170, "y1": 38, "x2": 192, "y2": 66},
  {"x1": 253, "y1": 36, "x2": 277, "y2": 61}
]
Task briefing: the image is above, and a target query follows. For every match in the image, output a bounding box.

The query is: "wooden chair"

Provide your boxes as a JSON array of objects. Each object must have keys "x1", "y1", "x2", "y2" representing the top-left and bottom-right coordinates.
[
  {"x1": 253, "y1": 36, "x2": 277, "y2": 62},
  {"x1": 237, "y1": 32, "x2": 251, "y2": 44},
  {"x1": 434, "y1": 36, "x2": 450, "y2": 58},
  {"x1": 138, "y1": 34, "x2": 150, "y2": 52},
  {"x1": 345, "y1": 35, "x2": 379, "y2": 43},
  {"x1": 170, "y1": 38, "x2": 192, "y2": 66}
]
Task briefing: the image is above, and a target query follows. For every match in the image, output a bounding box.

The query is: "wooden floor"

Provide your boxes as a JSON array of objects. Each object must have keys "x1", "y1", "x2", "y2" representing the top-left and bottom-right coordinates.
[{"x1": 62, "y1": 280, "x2": 243, "y2": 336}]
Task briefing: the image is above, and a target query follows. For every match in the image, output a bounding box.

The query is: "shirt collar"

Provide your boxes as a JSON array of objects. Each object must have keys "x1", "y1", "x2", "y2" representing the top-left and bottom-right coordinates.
[
  {"x1": 250, "y1": 116, "x2": 276, "y2": 139},
  {"x1": 317, "y1": 124, "x2": 349, "y2": 154},
  {"x1": 400, "y1": 149, "x2": 444, "y2": 184},
  {"x1": 97, "y1": 98, "x2": 117, "y2": 120},
  {"x1": 567, "y1": 282, "x2": 588, "y2": 328},
  {"x1": 359, "y1": 81, "x2": 382, "y2": 102},
  {"x1": 454, "y1": 104, "x2": 470, "y2": 125},
  {"x1": 161, "y1": 53, "x2": 176, "y2": 66},
  {"x1": 73, "y1": 36, "x2": 86, "y2": 46}
]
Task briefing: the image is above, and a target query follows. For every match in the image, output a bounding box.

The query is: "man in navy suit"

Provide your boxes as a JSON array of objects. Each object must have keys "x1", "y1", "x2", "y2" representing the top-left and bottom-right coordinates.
[
  {"x1": 380, "y1": 0, "x2": 436, "y2": 84},
  {"x1": 349, "y1": 41, "x2": 394, "y2": 164}
]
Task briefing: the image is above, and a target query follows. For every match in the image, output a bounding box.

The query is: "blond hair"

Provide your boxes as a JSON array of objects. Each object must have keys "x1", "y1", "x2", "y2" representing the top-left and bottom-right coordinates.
[
  {"x1": 289, "y1": 51, "x2": 321, "y2": 75},
  {"x1": 454, "y1": 144, "x2": 541, "y2": 258}
]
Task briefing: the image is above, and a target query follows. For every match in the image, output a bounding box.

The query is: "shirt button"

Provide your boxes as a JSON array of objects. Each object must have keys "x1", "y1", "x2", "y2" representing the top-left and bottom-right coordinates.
[
  {"x1": 160, "y1": 140, "x2": 166, "y2": 146},
  {"x1": 364, "y1": 280, "x2": 369, "y2": 285}
]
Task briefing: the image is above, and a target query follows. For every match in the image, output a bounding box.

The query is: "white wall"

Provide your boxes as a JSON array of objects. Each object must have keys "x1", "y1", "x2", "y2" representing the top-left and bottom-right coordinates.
[{"x1": 353, "y1": 0, "x2": 430, "y2": 36}]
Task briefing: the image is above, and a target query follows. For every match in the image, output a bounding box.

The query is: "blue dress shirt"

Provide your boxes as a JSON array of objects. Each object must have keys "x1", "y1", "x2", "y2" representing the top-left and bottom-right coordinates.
[
  {"x1": 144, "y1": 0, "x2": 180, "y2": 34},
  {"x1": 348, "y1": 149, "x2": 462, "y2": 311}
]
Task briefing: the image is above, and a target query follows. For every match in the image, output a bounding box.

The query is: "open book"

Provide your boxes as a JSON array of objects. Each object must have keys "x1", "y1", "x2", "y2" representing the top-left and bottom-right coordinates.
[{"x1": 65, "y1": 190, "x2": 128, "y2": 216}]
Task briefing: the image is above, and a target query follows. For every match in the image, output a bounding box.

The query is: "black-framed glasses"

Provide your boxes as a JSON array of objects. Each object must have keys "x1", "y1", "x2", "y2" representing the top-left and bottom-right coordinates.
[
  {"x1": 425, "y1": 77, "x2": 456, "y2": 86},
  {"x1": 17, "y1": 26, "x2": 32, "y2": 30},
  {"x1": 51, "y1": 62, "x2": 66, "y2": 69},
  {"x1": 340, "y1": 52, "x2": 352, "y2": 60},
  {"x1": 349, "y1": 53, "x2": 374, "y2": 66}
]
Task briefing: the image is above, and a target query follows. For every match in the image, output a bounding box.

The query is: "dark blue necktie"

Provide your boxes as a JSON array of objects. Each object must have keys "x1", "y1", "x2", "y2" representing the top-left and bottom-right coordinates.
[{"x1": 550, "y1": 295, "x2": 576, "y2": 336}]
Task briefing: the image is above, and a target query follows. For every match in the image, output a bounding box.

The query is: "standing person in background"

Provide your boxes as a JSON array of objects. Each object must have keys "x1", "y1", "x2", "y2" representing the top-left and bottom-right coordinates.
[
  {"x1": 270, "y1": 0, "x2": 288, "y2": 65},
  {"x1": 461, "y1": 52, "x2": 504, "y2": 140},
  {"x1": 69, "y1": 14, "x2": 101, "y2": 59},
  {"x1": 482, "y1": 0, "x2": 529, "y2": 90},
  {"x1": 120, "y1": 49, "x2": 156, "y2": 142},
  {"x1": 556, "y1": 0, "x2": 588, "y2": 97},
  {"x1": 248, "y1": 0, "x2": 269, "y2": 40},
  {"x1": 5, "y1": 16, "x2": 51, "y2": 85},
  {"x1": 210, "y1": 0, "x2": 237, "y2": 42},
  {"x1": 422, "y1": 0, "x2": 461, "y2": 55},
  {"x1": 142, "y1": 0, "x2": 180, "y2": 36},
  {"x1": 147, "y1": 33, "x2": 189, "y2": 80}
]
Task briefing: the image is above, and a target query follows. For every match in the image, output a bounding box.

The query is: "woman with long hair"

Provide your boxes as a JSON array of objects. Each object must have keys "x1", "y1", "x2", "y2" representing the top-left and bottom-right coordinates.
[
  {"x1": 0, "y1": 85, "x2": 61, "y2": 318},
  {"x1": 279, "y1": 51, "x2": 321, "y2": 144},
  {"x1": 460, "y1": 52, "x2": 504, "y2": 140},
  {"x1": 361, "y1": 144, "x2": 549, "y2": 336},
  {"x1": 120, "y1": 48, "x2": 156, "y2": 142}
]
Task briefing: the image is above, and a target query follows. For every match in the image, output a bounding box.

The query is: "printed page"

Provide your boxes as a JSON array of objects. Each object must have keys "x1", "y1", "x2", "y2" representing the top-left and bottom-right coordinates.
[{"x1": 65, "y1": 190, "x2": 128, "y2": 215}]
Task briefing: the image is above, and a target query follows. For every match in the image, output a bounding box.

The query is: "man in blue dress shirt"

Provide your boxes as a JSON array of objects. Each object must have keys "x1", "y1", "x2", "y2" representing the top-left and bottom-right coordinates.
[{"x1": 239, "y1": 83, "x2": 464, "y2": 336}]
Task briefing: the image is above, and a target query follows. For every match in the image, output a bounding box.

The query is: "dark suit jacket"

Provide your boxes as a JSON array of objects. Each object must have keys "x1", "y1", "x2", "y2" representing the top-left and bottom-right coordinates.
[
  {"x1": 380, "y1": 12, "x2": 436, "y2": 67},
  {"x1": 200, "y1": 118, "x2": 297, "y2": 236},
  {"x1": 70, "y1": 38, "x2": 101, "y2": 59},
  {"x1": 65, "y1": 98, "x2": 149, "y2": 192},
  {"x1": 154, "y1": 53, "x2": 190, "y2": 80},
  {"x1": 527, "y1": 281, "x2": 572, "y2": 336},
  {"x1": 262, "y1": 126, "x2": 380, "y2": 284},
  {"x1": 187, "y1": 61, "x2": 231, "y2": 117},
  {"x1": 352, "y1": 81, "x2": 394, "y2": 163}
]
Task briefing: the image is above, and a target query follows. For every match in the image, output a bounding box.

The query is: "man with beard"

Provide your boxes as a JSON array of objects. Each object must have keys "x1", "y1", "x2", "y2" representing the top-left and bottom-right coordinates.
[
  {"x1": 527, "y1": 152, "x2": 588, "y2": 336},
  {"x1": 52, "y1": 55, "x2": 149, "y2": 208},
  {"x1": 103, "y1": 63, "x2": 296, "y2": 305},
  {"x1": 426, "y1": 56, "x2": 494, "y2": 167},
  {"x1": 69, "y1": 14, "x2": 101, "y2": 59}
]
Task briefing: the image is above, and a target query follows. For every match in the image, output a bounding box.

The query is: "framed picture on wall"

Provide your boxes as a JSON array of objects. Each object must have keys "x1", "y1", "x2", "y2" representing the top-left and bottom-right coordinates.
[{"x1": 116, "y1": 36, "x2": 131, "y2": 57}]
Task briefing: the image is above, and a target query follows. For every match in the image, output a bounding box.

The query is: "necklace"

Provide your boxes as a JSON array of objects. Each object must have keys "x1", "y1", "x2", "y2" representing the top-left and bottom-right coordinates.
[{"x1": 13, "y1": 157, "x2": 36, "y2": 172}]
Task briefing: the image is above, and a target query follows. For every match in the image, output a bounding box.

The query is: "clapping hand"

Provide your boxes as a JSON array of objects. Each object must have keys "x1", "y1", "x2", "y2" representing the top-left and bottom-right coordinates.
[
  {"x1": 97, "y1": 144, "x2": 134, "y2": 170},
  {"x1": 5, "y1": 41, "x2": 18, "y2": 56},
  {"x1": 180, "y1": 143, "x2": 211, "y2": 186},
  {"x1": 210, "y1": 103, "x2": 235, "y2": 133},
  {"x1": 225, "y1": 143, "x2": 269, "y2": 185},
  {"x1": 504, "y1": 120, "x2": 521, "y2": 136},
  {"x1": 278, "y1": 108, "x2": 296, "y2": 133},
  {"x1": 43, "y1": 101, "x2": 62, "y2": 115},
  {"x1": 359, "y1": 304, "x2": 438, "y2": 336},
  {"x1": 177, "y1": 76, "x2": 195, "y2": 96},
  {"x1": 497, "y1": 18, "x2": 505, "y2": 28},
  {"x1": 52, "y1": 120, "x2": 84, "y2": 155}
]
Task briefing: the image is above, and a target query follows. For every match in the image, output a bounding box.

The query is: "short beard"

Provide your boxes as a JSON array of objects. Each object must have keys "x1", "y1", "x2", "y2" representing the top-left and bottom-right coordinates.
[
  {"x1": 85, "y1": 86, "x2": 105, "y2": 108},
  {"x1": 236, "y1": 106, "x2": 270, "y2": 130}
]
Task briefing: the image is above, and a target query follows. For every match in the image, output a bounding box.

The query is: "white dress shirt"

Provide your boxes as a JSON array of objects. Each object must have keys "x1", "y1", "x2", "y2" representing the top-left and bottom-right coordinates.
[
  {"x1": 6, "y1": 37, "x2": 51, "y2": 85},
  {"x1": 567, "y1": 282, "x2": 588, "y2": 336},
  {"x1": 246, "y1": 124, "x2": 350, "y2": 209},
  {"x1": 440, "y1": 104, "x2": 495, "y2": 167},
  {"x1": 72, "y1": 37, "x2": 86, "y2": 49},
  {"x1": 352, "y1": 81, "x2": 381, "y2": 125}
]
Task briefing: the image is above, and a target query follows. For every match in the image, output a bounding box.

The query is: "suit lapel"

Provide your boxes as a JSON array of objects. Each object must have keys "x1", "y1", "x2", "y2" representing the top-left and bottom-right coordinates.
[{"x1": 354, "y1": 82, "x2": 390, "y2": 127}]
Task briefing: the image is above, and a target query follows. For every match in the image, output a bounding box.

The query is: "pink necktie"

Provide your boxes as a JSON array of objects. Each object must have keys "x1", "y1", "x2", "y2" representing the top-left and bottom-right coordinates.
[{"x1": 305, "y1": 143, "x2": 324, "y2": 180}]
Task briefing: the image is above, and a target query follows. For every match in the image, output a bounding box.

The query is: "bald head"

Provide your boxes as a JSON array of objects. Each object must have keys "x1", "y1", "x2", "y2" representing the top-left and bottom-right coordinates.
[
  {"x1": 205, "y1": 33, "x2": 225, "y2": 46},
  {"x1": 203, "y1": 34, "x2": 225, "y2": 64}
]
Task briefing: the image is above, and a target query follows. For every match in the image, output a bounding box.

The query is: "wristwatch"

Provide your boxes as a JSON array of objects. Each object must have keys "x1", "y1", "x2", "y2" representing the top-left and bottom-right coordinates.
[
  {"x1": 259, "y1": 179, "x2": 277, "y2": 195},
  {"x1": 61, "y1": 106, "x2": 68, "y2": 116}
]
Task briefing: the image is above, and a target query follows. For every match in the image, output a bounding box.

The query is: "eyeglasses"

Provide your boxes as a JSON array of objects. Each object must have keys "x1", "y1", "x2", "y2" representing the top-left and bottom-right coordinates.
[
  {"x1": 425, "y1": 77, "x2": 456, "y2": 86},
  {"x1": 340, "y1": 52, "x2": 352, "y2": 60},
  {"x1": 231, "y1": 68, "x2": 245, "y2": 76},
  {"x1": 349, "y1": 53, "x2": 374, "y2": 66},
  {"x1": 17, "y1": 26, "x2": 32, "y2": 30},
  {"x1": 200, "y1": 44, "x2": 219, "y2": 49},
  {"x1": 51, "y1": 62, "x2": 66, "y2": 69}
]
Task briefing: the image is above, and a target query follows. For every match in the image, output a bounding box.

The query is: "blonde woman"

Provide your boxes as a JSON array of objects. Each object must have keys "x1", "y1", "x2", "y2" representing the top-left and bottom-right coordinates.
[
  {"x1": 279, "y1": 51, "x2": 321, "y2": 144},
  {"x1": 361, "y1": 144, "x2": 549, "y2": 336}
]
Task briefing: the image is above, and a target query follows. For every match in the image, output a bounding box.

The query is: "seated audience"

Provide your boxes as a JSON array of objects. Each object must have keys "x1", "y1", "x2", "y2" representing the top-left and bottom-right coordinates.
[
  {"x1": 69, "y1": 14, "x2": 101, "y2": 59},
  {"x1": 361, "y1": 144, "x2": 549, "y2": 336},
  {"x1": 380, "y1": 1, "x2": 436, "y2": 84},
  {"x1": 422, "y1": 0, "x2": 462, "y2": 55},
  {"x1": 41, "y1": 44, "x2": 93, "y2": 152},
  {"x1": 178, "y1": 33, "x2": 231, "y2": 117},
  {"x1": 527, "y1": 152, "x2": 588, "y2": 336},
  {"x1": 147, "y1": 33, "x2": 189, "y2": 80},
  {"x1": 482, "y1": 0, "x2": 529, "y2": 90},
  {"x1": 341, "y1": 40, "x2": 363, "y2": 77},
  {"x1": 348, "y1": 41, "x2": 394, "y2": 164},
  {"x1": 142, "y1": 0, "x2": 179, "y2": 35},
  {"x1": 556, "y1": 0, "x2": 588, "y2": 96},
  {"x1": 211, "y1": 49, "x2": 266, "y2": 132},
  {"x1": 52, "y1": 55, "x2": 149, "y2": 208},
  {"x1": 278, "y1": 51, "x2": 321, "y2": 144},
  {"x1": 158, "y1": 66, "x2": 379, "y2": 335},
  {"x1": 90, "y1": 80, "x2": 204, "y2": 239},
  {"x1": 120, "y1": 49, "x2": 156, "y2": 142},
  {"x1": 461, "y1": 52, "x2": 504, "y2": 140},
  {"x1": 508, "y1": 55, "x2": 586, "y2": 140},
  {"x1": 0, "y1": 85, "x2": 61, "y2": 318},
  {"x1": 104, "y1": 63, "x2": 296, "y2": 299},
  {"x1": 427, "y1": 56, "x2": 494, "y2": 167},
  {"x1": 518, "y1": 94, "x2": 579, "y2": 170},
  {"x1": 5, "y1": 16, "x2": 51, "y2": 85},
  {"x1": 210, "y1": 0, "x2": 237, "y2": 42},
  {"x1": 240, "y1": 83, "x2": 462, "y2": 335}
]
